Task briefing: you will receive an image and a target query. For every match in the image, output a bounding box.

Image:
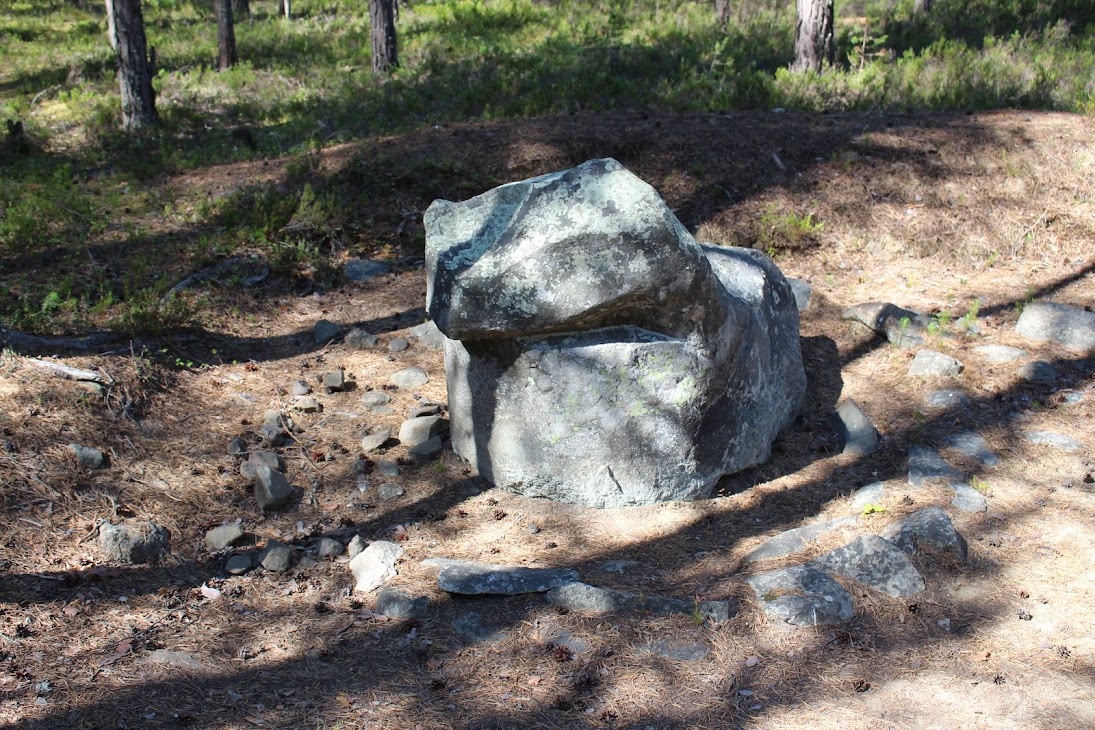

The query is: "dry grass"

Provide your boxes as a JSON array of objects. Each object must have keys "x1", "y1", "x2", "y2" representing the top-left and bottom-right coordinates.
[{"x1": 1, "y1": 109, "x2": 1094, "y2": 729}]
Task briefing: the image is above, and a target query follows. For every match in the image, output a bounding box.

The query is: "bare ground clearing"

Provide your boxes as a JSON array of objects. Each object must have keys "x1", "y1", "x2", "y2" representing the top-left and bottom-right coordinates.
[{"x1": 1, "y1": 110, "x2": 1093, "y2": 729}]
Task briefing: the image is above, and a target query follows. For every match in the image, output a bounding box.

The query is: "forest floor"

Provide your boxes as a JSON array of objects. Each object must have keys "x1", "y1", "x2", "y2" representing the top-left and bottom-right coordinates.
[{"x1": 1, "y1": 109, "x2": 1094, "y2": 729}]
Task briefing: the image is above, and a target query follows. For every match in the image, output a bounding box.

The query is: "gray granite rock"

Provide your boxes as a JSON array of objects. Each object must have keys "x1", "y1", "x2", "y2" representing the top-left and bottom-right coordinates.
[
  {"x1": 880, "y1": 506, "x2": 968, "y2": 561},
  {"x1": 1018, "y1": 360, "x2": 1058, "y2": 383},
  {"x1": 69, "y1": 444, "x2": 104, "y2": 470},
  {"x1": 226, "y1": 437, "x2": 245, "y2": 455},
  {"x1": 323, "y1": 370, "x2": 346, "y2": 393},
  {"x1": 240, "y1": 451, "x2": 279, "y2": 479},
  {"x1": 377, "y1": 459, "x2": 401, "y2": 476},
  {"x1": 344, "y1": 259, "x2": 391, "y2": 282},
  {"x1": 940, "y1": 431, "x2": 1000, "y2": 468},
  {"x1": 849, "y1": 481, "x2": 890, "y2": 511},
  {"x1": 923, "y1": 388, "x2": 971, "y2": 410},
  {"x1": 437, "y1": 562, "x2": 580, "y2": 595},
  {"x1": 345, "y1": 328, "x2": 379, "y2": 350},
  {"x1": 809, "y1": 535, "x2": 925, "y2": 597},
  {"x1": 259, "y1": 422, "x2": 284, "y2": 447},
  {"x1": 410, "y1": 320, "x2": 447, "y2": 351},
  {"x1": 259, "y1": 541, "x2": 293, "y2": 572},
  {"x1": 347, "y1": 534, "x2": 367, "y2": 559},
  {"x1": 360, "y1": 391, "x2": 391, "y2": 407},
  {"x1": 638, "y1": 641, "x2": 710, "y2": 662},
  {"x1": 314, "y1": 319, "x2": 342, "y2": 344},
  {"x1": 315, "y1": 537, "x2": 344, "y2": 558},
  {"x1": 973, "y1": 344, "x2": 1026, "y2": 363},
  {"x1": 545, "y1": 581, "x2": 733, "y2": 622},
  {"x1": 398, "y1": 414, "x2": 446, "y2": 448},
  {"x1": 377, "y1": 483, "x2": 405, "y2": 501},
  {"x1": 225, "y1": 554, "x2": 252, "y2": 575},
  {"x1": 908, "y1": 445, "x2": 964, "y2": 486},
  {"x1": 298, "y1": 555, "x2": 317, "y2": 570},
  {"x1": 253, "y1": 464, "x2": 292, "y2": 510},
  {"x1": 744, "y1": 518, "x2": 856, "y2": 563},
  {"x1": 291, "y1": 396, "x2": 322, "y2": 413},
  {"x1": 746, "y1": 565, "x2": 855, "y2": 626},
  {"x1": 787, "y1": 278, "x2": 812, "y2": 312},
  {"x1": 427, "y1": 158, "x2": 805, "y2": 507},
  {"x1": 842, "y1": 302, "x2": 932, "y2": 348},
  {"x1": 205, "y1": 523, "x2": 245, "y2": 550},
  {"x1": 1016, "y1": 302, "x2": 1095, "y2": 352},
  {"x1": 290, "y1": 380, "x2": 311, "y2": 396},
  {"x1": 1023, "y1": 430, "x2": 1083, "y2": 453},
  {"x1": 950, "y1": 483, "x2": 988, "y2": 513},
  {"x1": 408, "y1": 435, "x2": 444, "y2": 461},
  {"x1": 348, "y1": 540, "x2": 404, "y2": 592},
  {"x1": 452, "y1": 611, "x2": 506, "y2": 644},
  {"x1": 360, "y1": 428, "x2": 391, "y2": 453},
  {"x1": 832, "y1": 399, "x2": 879, "y2": 456},
  {"x1": 390, "y1": 366, "x2": 429, "y2": 389},
  {"x1": 599, "y1": 559, "x2": 642, "y2": 574},
  {"x1": 908, "y1": 350, "x2": 964, "y2": 378},
  {"x1": 99, "y1": 521, "x2": 170, "y2": 564},
  {"x1": 388, "y1": 337, "x2": 409, "y2": 353},
  {"x1": 408, "y1": 404, "x2": 442, "y2": 418},
  {"x1": 375, "y1": 587, "x2": 430, "y2": 618}
]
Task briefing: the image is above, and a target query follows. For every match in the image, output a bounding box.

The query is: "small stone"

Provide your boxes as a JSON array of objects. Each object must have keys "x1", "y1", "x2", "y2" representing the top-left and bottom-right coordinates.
[
  {"x1": 263, "y1": 410, "x2": 286, "y2": 427},
  {"x1": 787, "y1": 278, "x2": 812, "y2": 312},
  {"x1": 923, "y1": 388, "x2": 971, "y2": 411},
  {"x1": 937, "y1": 618, "x2": 952, "y2": 631},
  {"x1": 377, "y1": 483, "x2": 405, "y2": 502},
  {"x1": 290, "y1": 380, "x2": 311, "y2": 396},
  {"x1": 259, "y1": 541, "x2": 293, "y2": 572},
  {"x1": 527, "y1": 523, "x2": 541, "y2": 534},
  {"x1": 345, "y1": 328, "x2": 379, "y2": 350},
  {"x1": 972, "y1": 344, "x2": 1026, "y2": 363},
  {"x1": 408, "y1": 435, "x2": 443, "y2": 461},
  {"x1": 1023, "y1": 430, "x2": 1083, "y2": 453},
  {"x1": 842, "y1": 302, "x2": 932, "y2": 348},
  {"x1": 1018, "y1": 360, "x2": 1058, "y2": 383},
  {"x1": 315, "y1": 537, "x2": 344, "y2": 558},
  {"x1": 314, "y1": 319, "x2": 343, "y2": 345},
  {"x1": 398, "y1": 415, "x2": 446, "y2": 448},
  {"x1": 407, "y1": 404, "x2": 442, "y2": 419},
  {"x1": 437, "y1": 562, "x2": 580, "y2": 595},
  {"x1": 225, "y1": 554, "x2": 252, "y2": 575},
  {"x1": 908, "y1": 350, "x2": 964, "y2": 378},
  {"x1": 832, "y1": 399, "x2": 879, "y2": 456},
  {"x1": 360, "y1": 428, "x2": 391, "y2": 453},
  {"x1": 367, "y1": 405, "x2": 394, "y2": 415},
  {"x1": 950, "y1": 483, "x2": 989, "y2": 513},
  {"x1": 240, "y1": 451, "x2": 279, "y2": 479},
  {"x1": 253, "y1": 464, "x2": 292, "y2": 510},
  {"x1": 205, "y1": 523, "x2": 245, "y2": 550},
  {"x1": 849, "y1": 482, "x2": 889, "y2": 512},
  {"x1": 297, "y1": 556, "x2": 318, "y2": 570},
  {"x1": 375, "y1": 587, "x2": 430, "y2": 618},
  {"x1": 390, "y1": 366, "x2": 429, "y2": 389},
  {"x1": 410, "y1": 321, "x2": 447, "y2": 351},
  {"x1": 388, "y1": 338, "x2": 409, "y2": 352},
  {"x1": 880, "y1": 506, "x2": 968, "y2": 562},
  {"x1": 347, "y1": 534, "x2": 367, "y2": 559},
  {"x1": 744, "y1": 518, "x2": 856, "y2": 563},
  {"x1": 809, "y1": 535, "x2": 925, "y2": 597},
  {"x1": 323, "y1": 370, "x2": 346, "y2": 393},
  {"x1": 348, "y1": 540, "x2": 404, "y2": 592},
  {"x1": 452, "y1": 611, "x2": 506, "y2": 644},
  {"x1": 343, "y1": 258, "x2": 391, "y2": 282},
  {"x1": 360, "y1": 391, "x2": 392, "y2": 407},
  {"x1": 639, "y1": 641, "x2": 710, "y2": 662},
  {"x1": 940, "y1": 431, "x2": 1000, "y2": 468},
  {"x1": 69, "y1": 443, "x2": 104, "y2": 470},
  {"x1": 376, "y1": 460, "x2": 400, "y2": 477},
  {"x1": 291, "y1": 396, "x2": 321, "y2": 413},
  {"x1": 908, "y1": 445, "x2": 964, "y2": 486},
  {"x1": 226, "y1": 437, "x2": 245, "y2": 455},
  {"x1": 746, "y1": 565, "x2": 855, "y2": 626},
  {"x1": 143, "y1": 650, "x2": 208, "y2": 672},
  {"x1": 546, "y1": 582, "x2": 733, "y2": 622},
  {"x1": 99, "y1": 522, "x2": 170, "y2": 564},
  {"x1": 259, "y1": 423, "x2": 284, "y2": 447},
  {"x1": 1015, "y1": 302, "x2": 1095, "y2": 352},
  {"x1": 599, "y1": 559, "x2": 642, "y2": 574}
]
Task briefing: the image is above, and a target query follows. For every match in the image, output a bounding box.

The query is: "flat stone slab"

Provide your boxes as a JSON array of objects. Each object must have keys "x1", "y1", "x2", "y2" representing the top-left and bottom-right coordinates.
[
  {"x1": 940, "y1": 431, "x2": 1001, "y2": 468},
  {"x1": 809, "y1": 535, "x2": 925, "y2": 597},
  {"x1": 375, "y1": 587, "x2": 429, "y2": 618},
  {"x1": 398, "y1": 414, "x2": 445, "y2": 448},
  {"x1": 349, "y1": 541, "x2": 404, "y2": 592},
  {"x1": 950, "y1": 483, "x2": 989, "y2": 513},
  {"x1": 850, "y1": 482, "x2": 889, "y2": 512},
  {"x1": 923, "y1": 388, "x2": 971, "y2": 410},
  {"x1": 881, "y1": 506, "x2": 968, "y2": 562},
  {"x1": 908, "y1": 445, "x2": 964, "y2": 486},
  {"x1": 832, "y1": 399, "x2": 879, "y2": 456},
  {"x1": 908, "y1": 350, "x2": 964, "y2": 378},
  {"x1": 360, "y1": 428, "x2": 391, "y2": 453},
  {"x1": 638, "y1": 640, "x2": 710, "y2": 662},
  {"x1": 205, "y1": 523, "x2": 245, "y2": 550},
  {"x1": 452, "y1": 611, "x2": 507, "y2": 644},
  {"x1": 972, "y1": 344, "x2": 1026, "y2": 363},
  {"x1": 1023, "y1": 430, "x2": 1083, "y2": 453},
  {"x1": 390, "y1": 366, "x2": 429, "y2": 389},
  {"x1": 746, "y1": 565, "x2": 855, "y2": 627},
  {"x1": 743, "y1": 517, "x2": 857, "y2": 563},
  {"x1": 1016, "y1": 302, "x2": 1095, "y2": 352},
  {"x1": 437, "y1": 562, "x2": 580, "y2": 595},
  {"x1": 842, "y1": 302, "x2": 932, "y2": 348},
  {"x1": 545, "y1": 581, "x2": 733, "y2": 622},
  {"x1": 1018, "y1": 360, "x2": 1058, "y2": 383}
]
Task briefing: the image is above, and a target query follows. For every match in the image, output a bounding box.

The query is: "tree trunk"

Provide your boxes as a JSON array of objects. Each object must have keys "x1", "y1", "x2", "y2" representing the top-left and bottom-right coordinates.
[
  {"x1": 108, "y1": 0, "x2": 157, "y2": 128},
  {"x1": 715, "y1": 0, "x2": 731, "y2": 26},
  {"x1": 792, "y1": 0, "x2": 834, "y2": 72},
  {"x1": 279, "y1": 0, "x2": 290, "y2": 19},
  {"x1": 105, "y1": 0, "x2": 117, "y2": 49},
  {"x1": 232, "y1": 0, "x2": 249, "y2": 18},
  {"x1": 913, "y1": 0, "x2": 933, "y2": 14},
  {"x1": 215, "y1": 0, "x2": 238, "y2": 70},
  {"x1": 370, "y1": 0, "x2": 398, "y2": 74}
]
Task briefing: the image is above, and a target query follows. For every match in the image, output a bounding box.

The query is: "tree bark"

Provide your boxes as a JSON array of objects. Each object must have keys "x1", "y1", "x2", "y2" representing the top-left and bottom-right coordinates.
[
  {"x1": 913, "y1": 0, "x2": 933, "y2": 14},
  {"x1": 370, "y1": 0, "x2": 398, "y2": 73},
  {"x1": 232, "y1": 0, "x2": 249, "y2": 18},
  {"x1": 105, "y1": 0, "x2": 117, "y2": 49},
  {"x1": 215, "y1": 0, "x2": 238, "y2": 70},
  {"x1": 108, "y1": 0, "x2": 157, "y2": 128},
  {"x1": 792, "y1": 0, "x2": 834, "y2": 72},
  {"x1": 279, "y1": 0, "x2": 291, "y2": 19},
  {"x1": 715, "y1": 0, "x2": 731, "y2": 26}
]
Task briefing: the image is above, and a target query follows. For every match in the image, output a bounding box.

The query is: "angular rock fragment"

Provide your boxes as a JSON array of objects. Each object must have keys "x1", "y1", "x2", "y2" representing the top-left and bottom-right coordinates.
[
  {"x1": 360, "y1": 428, "x2": 391, "y2": 453},
  {"x1": 437, "y1": 561, "x2": 580, "y2": 595},
  {"x1": 746, "y1": 565, "x2": 854, "y2": 626},
  {"x1": 205, "y1": 523, "x2": 245, "y2": 550},
  {"x1": 410, "y1": 320, "x2": 447, "y2": 351},
  {"x1": 880, "y1": 506, "x2": 968, "y2": 562},
  {"x1": 343, "y1": 259, "x2": 390, "y2": 282},
  {"x1": 253, "y1": 464, "x2": 292, "y2": 510},
  {"x1": 1023, "y1": 430, "x2": 1083, "y2": 453},
  {"x1": 69, "y1": 444, "x2": 105, "y2": 470},
  {"x1": 787, "y1": 278, "x2": 812, "y2": 311},
  {"x1": 809, "y1": 535, "x2": 925, "y2": 597},
  {"x1": 99, "y1": 522, "x2": 170, "y2": 564},
  {"x1": 744, "y1": 518, "x2": 856, "y2": 563},
  {"x1": 923, "y1": 388, "x2": 971, "y2": 411},
  {"x1": 259, "y1": 541, "x2": 293, "y2": 572},
  {"x1": 314, "y1": 319, "x2": 342, "y2": 344},
  {"x1": 346, "y1": 534, "x2": 367, "y2": 559},
  {"x1": 940, "y1": 431, "x2": 1000, "y2": 468},
  {"x1": 225, "y1": 554, "x2": 252, "y2": 575},
  {"x1": 349, "y1": 540, "x2": 404, "y2": 592},
  {"x1": 950, "y1": 483, "x2": 988, "y2": 513},
  {"x1": 240, "y1": 451, "x2": 279, "y2": 479},
  {"x1": 323, "y1": 370, "x2": 346, "y2": 393},
  {"x1": 408, "y1": 435, "x2": 443, "y2": 461},
  {"x1": 345, "y1": 328, "x2": 379, "y2": 350},
  {"x1": 376, "y1": 483, "x2": 404, "y2": 501},
  {"x1": 315, "y1": 537, "x2": 344, "y2": 558},
  {"x1": 908, "y1": 350, "x2": 964, "y2": 378},
  {"x1": 832, "y1": 399, "x2": 879, "y2": 456},
  {"x1": 398, "y1": 414, "x2": 446, "y2": 448},
  {"x1": 849, "y1": 481, "x2": 889, "y2": 512}
]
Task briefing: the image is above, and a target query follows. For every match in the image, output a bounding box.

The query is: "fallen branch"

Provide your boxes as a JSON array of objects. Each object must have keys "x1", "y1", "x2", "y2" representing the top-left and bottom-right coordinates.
[
  {"x1": 26, "y1": 358, "x2": 103, "y2": 382},
  {"x1": 161, "y1": 256, "x2": 269, "y2": 303},
  {"x1": 0, "y1": 327, "x2": 119, "y2": 354}
]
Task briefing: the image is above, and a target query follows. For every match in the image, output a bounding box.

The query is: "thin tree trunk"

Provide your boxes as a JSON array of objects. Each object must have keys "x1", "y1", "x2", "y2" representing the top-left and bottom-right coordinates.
[
  {"x1": 715, "y1": 0, "x2": 731, "y2": 26},
  {"x1": 108, "y1": 0, "x2": 157, "y2": 128},
  {"x1": 232, "y1": 0, "x2": 249, "y2": 18},
  {"x1": 105, "y1": 0, "x2": 117, "y2": 49},
  {"x1": 913, "y1": 0, "x2": 933, "y2": 14},
  {"x1": 370, "y1": 0, "x2": 398, "y2": 73},
  {"x1": 279, "y1": 0, "x2": 290, "y2": 19},
  {"x1": 215, "y1": 0, "x2": 238, "y2": 70},
  {"x1": 792, "y1": 0, "x2": 834, "y2": 72}
]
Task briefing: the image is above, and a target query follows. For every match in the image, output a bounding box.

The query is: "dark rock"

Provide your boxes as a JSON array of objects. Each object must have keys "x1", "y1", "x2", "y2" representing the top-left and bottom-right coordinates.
[
  {"x1": 599, "y1": 559, "x2": 642, "y2": 574},
  {"x1": 746, "y1": 566, "x2": 854, "y2": 626},
  {"x1": 437, "y1": 561, "x2": 580, "y2": 595},
  {"x1": 69, "y1": 443, "x2": 104, "y2": 470},
  {"x1": 322, "y1": 370, "x2": 346, "y2": 393},
  {"x1": 1015, "y1": 302, "x2": 1095, "y2": 352},
  {"x1": 832, "y1": 399, "x2": 879, "y2": 456},
  {"x1": 410, "y1": 320, "x2": 447, "y2": 351},
  {"x1": 360, "y1": 428, "x2": 391, "y2": 453},
  {"x1": 99, "y1": 521, "x2": 170, "y2": 564},
  {"x1": 315, "y1": 537, "x2": 344, "y2": 558},
  {"x1": 259, "y1": 541, "x2": 293, "y2": 572},
  {"x1": 259, "y1": 423, "x2": 284, "y2": 447},
  {"x1": 240, "y1": 451, "x2": 279, "y2": 479},
  {"x1": 226, "y1": 437, "x2": 245, "y2": 455},
  {"x1": 344, "y1": 259, "x2": 391, "y2": 282},
  {"x1": 225, "y1": 554, "x2": 252, "y2": 575},
  {"x1": 1018, "y1": 360, "x2": 1058, "y2": 383},
  {"x1": 376, "y1": 459, "x2": 400, "y2": 477},
  {"x1": 1023, "y1": 430, "x2": 1083, "y2": 453},
  {"x1": 253, "y1": 464, "x2": 292, "y2": 510},
  {"x1": 205, "y1": 523, "x2": 245, "y2": 550},
  {"x1": 390, "y1": 366, "x2": 429, "y2": 389},
  {"x1": 314, "y1": 319, "x2": 342, "y2": 344},
  {"x1": 345, "y1": 328, "x2": 379, "y2": 350},
  {"x1": 744, "y1": 518, "x2": 856, "y2": 563},
  {"x1": 880, "y1": 506, "x2": 968, "y2": 562},
  {"x1": 908, "y1": 350, "x2": 964, "y2": 378},
  {"x1": 377, "y1": 482, "x2": 405, "y2": 501},
  {"x1": 375, "y1": 587, "x2": 430, "y2": 618},
  {"x1": 426, "y1": 158, "x2": 805, "y2": 507},
  {"x1": 408, "y1": 435, "x2": 444, "y2": 461},
  {"x1": 398, "y1": 414, "x2": 446, "y2": 448},
  {"x1": 842, "y1": 302, "x2": 932, "y2": 347},
  {"x1": 787, "y1": 278, "x2": 812, "y2": 311},
  {"x1": 546, "y1": 581, "x2": 733, "y2": 622},
  {"x1": 297, "y1": 555, "x2": 318, "y2": 570},
  {"x1": 388, "y1": 337, "x2": 409, "y2": 353},
  {"x1": 908, "y1": 445, "x2": 964, "y2": 486},
  {"x1": 809, "y1": 535, "x2": 925, "y2": 597},
  {"x1": 348, "y1": 540, "x2": 404, "y2": 592},
  {"x1": 452, "y1": 611, "x2": 507, "y2": 644}
]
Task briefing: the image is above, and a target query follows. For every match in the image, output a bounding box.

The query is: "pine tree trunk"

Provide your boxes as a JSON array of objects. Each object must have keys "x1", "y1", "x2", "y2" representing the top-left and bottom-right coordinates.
[
  {"x1": 913, "y1": 0, "x2": 933, "y2": 14},
  {"x1": 370, "y1": 0, "x2": 398, "y2": 74},
  {"x1": 279, "y1": 0, "x2": 291, "y2": 19},
  {"x1": 105, "y1": 0, "x2": 117, "y2": 50},
  {"x1": 792, "y1": 0, "x2": 834, "y2": 72},
  {"x1": 108, "y1": 0, "x2": 157, "y2": 128},
  {"x1": 715, "y1": 0, "x2": 731, "y2": 26},
  {"x1": 215, "y1": 0, "x2": 237, "y2": 70},
  {"x1": 232, "y1": 0, "x2": 249, "y2": 18}
]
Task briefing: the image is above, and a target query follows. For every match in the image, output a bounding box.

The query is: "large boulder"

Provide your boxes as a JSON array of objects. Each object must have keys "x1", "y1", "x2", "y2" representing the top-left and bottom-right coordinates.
[{"x1": 424, "y1": 158, "x2": 805, "y2": 507}]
